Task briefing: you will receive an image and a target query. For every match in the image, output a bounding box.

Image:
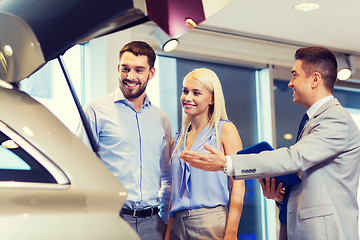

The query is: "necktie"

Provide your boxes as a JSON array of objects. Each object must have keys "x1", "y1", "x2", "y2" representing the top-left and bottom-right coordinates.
[
  {"x1": 279, "y1": 113, "x2": 308, "y2": 225},
  {"x1": 296, "y1": 113, "x2": 309, "y2": 142}
]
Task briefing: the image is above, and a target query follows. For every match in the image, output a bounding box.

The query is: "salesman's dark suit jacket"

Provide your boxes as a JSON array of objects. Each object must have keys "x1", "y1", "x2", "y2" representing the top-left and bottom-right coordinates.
[{"x1": 231, "y1": 98, "x2": 360, "y2": 240}]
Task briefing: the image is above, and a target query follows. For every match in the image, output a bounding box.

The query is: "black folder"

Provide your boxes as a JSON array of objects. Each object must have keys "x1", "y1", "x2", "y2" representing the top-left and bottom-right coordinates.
[{"x1": 237, "y1": 141, "x2": 301, "y2": 188}]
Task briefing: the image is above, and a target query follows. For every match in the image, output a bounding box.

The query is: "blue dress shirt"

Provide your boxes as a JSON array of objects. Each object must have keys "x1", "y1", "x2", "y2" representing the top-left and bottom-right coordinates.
[
  {"x1": 170, "y1": 120, "x2": 230, "y2": 217},
  {"x1": 76, "y1": 88, "x2": 172, "y2": 222}
]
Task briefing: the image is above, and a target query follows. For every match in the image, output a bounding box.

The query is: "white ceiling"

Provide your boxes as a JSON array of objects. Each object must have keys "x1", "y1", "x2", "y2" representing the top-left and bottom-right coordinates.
[{"x1": 201, "y1": 0, "x2": 360, "y2": 55}]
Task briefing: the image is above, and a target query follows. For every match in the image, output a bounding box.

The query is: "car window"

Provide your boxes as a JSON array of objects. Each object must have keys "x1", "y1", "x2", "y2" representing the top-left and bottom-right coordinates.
[
  {"x1": 0, "y1": 122, "x2": 69, "y2": 185},
  {"x1": 0, "y1": 143, "x2": 31, "y2": 170}
]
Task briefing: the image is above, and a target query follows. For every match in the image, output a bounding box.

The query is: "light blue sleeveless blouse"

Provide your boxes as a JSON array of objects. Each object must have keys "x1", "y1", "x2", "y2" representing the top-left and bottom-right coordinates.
[{"x1": 170, "y1": 119, "x2": 230, "y2": 217}]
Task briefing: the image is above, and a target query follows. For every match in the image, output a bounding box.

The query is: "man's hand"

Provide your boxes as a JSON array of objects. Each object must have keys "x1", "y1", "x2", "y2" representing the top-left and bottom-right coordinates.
[
  {"x1": 179, "y1": 143, "x2": 226, "y2": 171},
  {"x1": 259, "y1": 178, "x2": 284, "y2": 202}
]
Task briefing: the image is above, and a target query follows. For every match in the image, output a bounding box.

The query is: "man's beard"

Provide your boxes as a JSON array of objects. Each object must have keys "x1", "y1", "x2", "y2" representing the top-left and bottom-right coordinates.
[{"x1": 119, "y1": 76, "x2": 149, "y2": 100}]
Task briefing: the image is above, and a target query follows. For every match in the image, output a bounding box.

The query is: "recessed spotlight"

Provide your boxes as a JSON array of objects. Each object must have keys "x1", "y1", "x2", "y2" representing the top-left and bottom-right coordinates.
[{"x1": 294, "y1": 3, "x2": 320, "y2": 12}]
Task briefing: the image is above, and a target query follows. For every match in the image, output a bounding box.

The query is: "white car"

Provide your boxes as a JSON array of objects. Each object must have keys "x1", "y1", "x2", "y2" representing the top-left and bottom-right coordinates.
[{"x1": 0, "y1": 80, "x2": 139, "y2": 239}]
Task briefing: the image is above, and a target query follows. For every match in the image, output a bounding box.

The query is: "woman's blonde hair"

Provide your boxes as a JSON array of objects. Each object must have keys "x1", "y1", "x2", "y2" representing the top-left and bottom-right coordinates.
[{"x1": 172, "y1": 68, "x2": 228, "y2": 159}]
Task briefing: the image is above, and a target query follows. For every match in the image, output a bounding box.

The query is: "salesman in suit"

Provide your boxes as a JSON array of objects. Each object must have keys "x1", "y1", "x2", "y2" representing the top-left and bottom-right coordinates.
[{"x1": 179, "y1": 46, "x2": 360, "y2": 240}]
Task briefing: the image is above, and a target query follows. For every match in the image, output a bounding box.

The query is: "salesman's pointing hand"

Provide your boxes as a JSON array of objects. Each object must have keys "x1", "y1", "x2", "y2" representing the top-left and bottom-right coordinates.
[{"x1": 180, "y1": 143, "x2": 227, "y2": 171}]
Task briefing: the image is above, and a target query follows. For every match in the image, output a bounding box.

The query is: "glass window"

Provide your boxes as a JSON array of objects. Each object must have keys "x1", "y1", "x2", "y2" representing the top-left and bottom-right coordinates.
[
  {"x1": 20, "y1": 45, "x2": 82, "y2": 134},
  {"x1": 0, "y1": 122, "x2": 59, "y2": 183},
  {"x1": 273, "y1": 79, "x2": 304, "y2": 148},
  {"x1": 0, "y1": 145, "x2": 30, "y2": 170},
  {"x1": 333, "y1": 87, "x2": 360, "y2": 109}
]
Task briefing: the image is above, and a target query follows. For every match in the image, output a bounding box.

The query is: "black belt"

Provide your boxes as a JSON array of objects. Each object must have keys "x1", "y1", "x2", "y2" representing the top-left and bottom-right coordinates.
[{"x1": 121, "y1": 207, "x2": 159, "y2": 218}]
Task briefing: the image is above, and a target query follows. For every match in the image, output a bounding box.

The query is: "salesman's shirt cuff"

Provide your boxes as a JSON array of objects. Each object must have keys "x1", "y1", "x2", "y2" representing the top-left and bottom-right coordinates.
[{"x1": 226, "y1": 156, "x2": 235, "y2": 176}]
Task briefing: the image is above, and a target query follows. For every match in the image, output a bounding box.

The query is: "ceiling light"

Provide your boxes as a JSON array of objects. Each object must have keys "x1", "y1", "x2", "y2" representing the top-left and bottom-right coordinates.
[
  {"x1": 162, "y1": 39, "x2": 179, "y2": 52},
  {"x1": 337, "y1": 68, "x2": 351, "y2": 81},
  {"x1": 294, "y1": 3, "x2": 320, "y2": 12},
  {"x1": 153, "y1": 27, "x2": 179, "y2": 52},
  {"x1": 337, "y1": 55, "x2": 356, "y2": 81}
]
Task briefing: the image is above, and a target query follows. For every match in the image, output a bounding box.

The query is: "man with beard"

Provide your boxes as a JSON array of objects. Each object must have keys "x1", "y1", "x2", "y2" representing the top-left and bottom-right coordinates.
[{"x1": 76, "y1": 41, "x2": 172, "y2": 239}]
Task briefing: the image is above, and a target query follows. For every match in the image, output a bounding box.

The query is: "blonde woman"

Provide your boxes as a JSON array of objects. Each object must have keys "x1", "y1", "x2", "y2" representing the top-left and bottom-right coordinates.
[{"x1": 165, "y1": 68, "x2": 245, "y2": 240}]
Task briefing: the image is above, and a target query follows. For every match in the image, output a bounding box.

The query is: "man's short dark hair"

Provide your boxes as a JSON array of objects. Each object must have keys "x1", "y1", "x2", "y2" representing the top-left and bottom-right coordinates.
[
  {"x1": 119, "y1": 41, "x2": 156, "y2": 69},
  {"x1": 295, "y1": 46, "x2": 338, "y2": 92}
]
